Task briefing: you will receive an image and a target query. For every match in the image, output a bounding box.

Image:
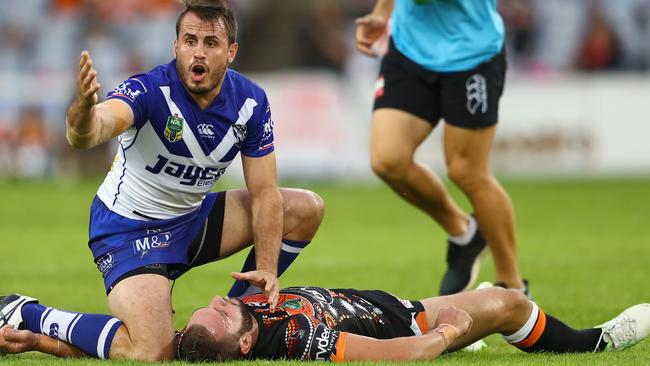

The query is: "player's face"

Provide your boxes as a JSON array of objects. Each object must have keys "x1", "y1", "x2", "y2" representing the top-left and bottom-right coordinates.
[
  {"x1": 187, "y1": 296, "x2": 246, "y2": 342},
  {"x1": 174, "y1": 12, "x2": 238, "y2": 97}
]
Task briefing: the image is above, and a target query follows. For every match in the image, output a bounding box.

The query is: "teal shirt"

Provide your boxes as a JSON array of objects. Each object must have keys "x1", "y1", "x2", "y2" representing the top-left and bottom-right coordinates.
[{"x1": 391, "y1": 0, "x2": 505, "y2": 72}]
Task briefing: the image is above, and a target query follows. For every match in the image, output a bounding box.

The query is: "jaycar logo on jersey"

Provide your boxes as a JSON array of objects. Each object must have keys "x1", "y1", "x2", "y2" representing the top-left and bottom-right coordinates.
[
  {"x1": 466, "y1": 74, "x2": 488, "y2": 115},
  {"x1": 197, "y1": 123, "x2": 215, "y2": 139},
  {"x1": 145, "y1": 154, "x2": 226, "y2": 186},
  {"x1": 111, "y1": 81, "x2": 143, "y2": 101},
  {"x1": 164, "y1": 114, "x2": 184, "y2": 142}
]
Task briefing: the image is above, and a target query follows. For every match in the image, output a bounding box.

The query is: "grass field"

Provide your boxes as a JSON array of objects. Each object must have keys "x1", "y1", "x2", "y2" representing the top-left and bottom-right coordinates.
[{"x1": 1, "y1": 177, "x2": 649, "y2": 365}]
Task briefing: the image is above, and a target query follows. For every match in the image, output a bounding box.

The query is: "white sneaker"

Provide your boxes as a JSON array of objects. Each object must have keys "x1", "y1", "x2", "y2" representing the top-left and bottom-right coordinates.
[
  {"x1": 597, "y1": 303, "x2": 650, "y2": 351},
  {"x1": 460, "y1": 282, "x2": 493, "y2": 352},
  {"x1": 461, "y1": 339, "x2": 487, "y2": 352},
  {"x1": 0, "y1": 294, "x2": 38, "y2": 329},
  {"x1": 476, "y1": 281, "x2": 494, "y2": 290}
]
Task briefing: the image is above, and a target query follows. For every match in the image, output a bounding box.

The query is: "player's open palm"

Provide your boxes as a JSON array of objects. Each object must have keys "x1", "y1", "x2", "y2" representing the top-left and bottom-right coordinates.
[
  {"x1": 434, "y1": 306, "x2": 473, "y2": 336},
  {"x1": 76, "y1": 51, "x2": 101, "y2": 109},
  {"x1": 355, "y1": 14, "x2": 388, "y2": 57},
  {"x1": 0, "y1": 325, "x2": 39, "y2": 354}
]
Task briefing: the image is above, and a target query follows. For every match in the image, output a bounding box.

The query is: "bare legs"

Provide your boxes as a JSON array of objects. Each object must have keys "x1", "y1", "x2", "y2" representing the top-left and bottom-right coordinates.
[
  {"x1": 419, "y1": 287, "x2": 532, "y2": 351},
  {"x1": 371, "y1": 109, "x2": 468, "y2": 236},
  {"x1": 370, "y1": 108, "x2": 524, "y2": 289},
  {"x1": 444, "y1": 124, "x2": 522, "y2": 288}
]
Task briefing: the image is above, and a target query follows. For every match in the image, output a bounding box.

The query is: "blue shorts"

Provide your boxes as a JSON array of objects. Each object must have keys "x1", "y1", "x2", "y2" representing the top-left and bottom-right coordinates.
[{"x1": 89, "y1": 192, "x2": 226, "y2": 293}]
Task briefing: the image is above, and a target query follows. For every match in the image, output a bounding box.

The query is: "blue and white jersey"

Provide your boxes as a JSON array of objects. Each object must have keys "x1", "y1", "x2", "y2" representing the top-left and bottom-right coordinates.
[
  {"x1": 97, "y1": 60, "x2": 274, "y2": 220},
  {"x1": 392, "y1": 0, "x2": 505, "y2": 72}
]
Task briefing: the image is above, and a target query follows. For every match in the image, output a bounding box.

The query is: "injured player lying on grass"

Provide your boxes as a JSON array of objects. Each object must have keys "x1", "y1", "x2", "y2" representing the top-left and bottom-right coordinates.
[{"x1": 1, "y1": 285, "x2": 649, "y2": 361}]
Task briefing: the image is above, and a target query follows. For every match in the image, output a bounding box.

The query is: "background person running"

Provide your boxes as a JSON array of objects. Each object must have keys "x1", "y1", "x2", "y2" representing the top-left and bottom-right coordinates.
[{"x1": 355, "y1": 0, "x2": 527, "y2": 295}]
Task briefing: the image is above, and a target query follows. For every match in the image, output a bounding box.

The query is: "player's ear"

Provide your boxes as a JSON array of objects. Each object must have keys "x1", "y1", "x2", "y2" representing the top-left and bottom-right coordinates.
[
  {"x1": 173, "y1": 38, "x2": 178, "y2": 58},
  {"x1": 227, "y1": 42, "x2": 238, "y2": 64},
  {"x1": 239, "y1": 331, "x2": 253, "y2": 356}
]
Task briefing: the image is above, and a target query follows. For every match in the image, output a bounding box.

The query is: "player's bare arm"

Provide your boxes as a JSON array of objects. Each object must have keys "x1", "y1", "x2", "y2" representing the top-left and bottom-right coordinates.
[
  {"x1": 0, "y1": 325, "x2": 86, "y2": 358},
  {"x1": 343, "y1": 328, "x2": 456, "y2": 361},
  {"x1": 66, "y1": 51, "x2": 134, "y2": 149},
  {"x1": 342, "y1": 306, "x2": 470, "y2": 361},
  {"x1": 233, "y1": 152, "x2": 283, "y2": 310},
  {"x1": 355, "y1": 0, "x2": 394, "y2": 57}
]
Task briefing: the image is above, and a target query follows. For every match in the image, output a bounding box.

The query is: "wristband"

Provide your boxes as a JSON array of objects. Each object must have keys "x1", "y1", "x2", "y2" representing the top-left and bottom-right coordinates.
[{"x1": 432, "y1": 323, "x2": 459, "y2": 348}]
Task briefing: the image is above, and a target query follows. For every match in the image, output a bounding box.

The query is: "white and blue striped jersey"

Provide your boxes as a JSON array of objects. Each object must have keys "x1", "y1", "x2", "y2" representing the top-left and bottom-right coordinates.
[{"x1": 97, "y1": 60, "x2": 274, "y2": 220}]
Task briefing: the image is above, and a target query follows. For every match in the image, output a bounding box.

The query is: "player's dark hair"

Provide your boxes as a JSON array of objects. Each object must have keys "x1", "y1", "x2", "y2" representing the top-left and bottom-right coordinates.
[
  {"x1": 179, "y1": 301, "x2": 254, "y2": 362},
  {"x1": 179, "y1": 324, "x2": 239, "y2": 362},
  {"x1": 176, "y1": 0, "x2": 237, "y2": 44}
]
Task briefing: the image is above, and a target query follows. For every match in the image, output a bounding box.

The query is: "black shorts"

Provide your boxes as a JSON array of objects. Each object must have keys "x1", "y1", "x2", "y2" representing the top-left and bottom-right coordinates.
[
  {"x1": 336, "y1": 289, "x2": 428, "y2": 337},
  {"x1": 373, "y1": 39, "x2": 506, "y2": 129},
  {"x1": 109, "y1": 192, "x2": 227, "y2": 292}
]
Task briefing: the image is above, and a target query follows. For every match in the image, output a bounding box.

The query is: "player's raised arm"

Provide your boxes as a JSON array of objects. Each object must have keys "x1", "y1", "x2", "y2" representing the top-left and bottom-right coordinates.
[
  {"x1": 66, "y1": 51, "x2": 134, "y2": 149},
  {"x1": 235, "y1": 152, "x2": 283, "y2": 310}
]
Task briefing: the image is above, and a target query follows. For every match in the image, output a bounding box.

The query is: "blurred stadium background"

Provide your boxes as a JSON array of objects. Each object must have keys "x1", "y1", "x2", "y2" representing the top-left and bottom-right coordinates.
[
  {"x1": 1, "y1": 0, "x2": 650, "y2": 180},
  {"x1": 1, "y1": 1, "x2": 650, "y2": 365}
]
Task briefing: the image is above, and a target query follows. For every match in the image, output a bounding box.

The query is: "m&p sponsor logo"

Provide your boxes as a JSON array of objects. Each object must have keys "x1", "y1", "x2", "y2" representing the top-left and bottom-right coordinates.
[{"x1": 132, "y1": 231, "x2": 172, "y2": 258}]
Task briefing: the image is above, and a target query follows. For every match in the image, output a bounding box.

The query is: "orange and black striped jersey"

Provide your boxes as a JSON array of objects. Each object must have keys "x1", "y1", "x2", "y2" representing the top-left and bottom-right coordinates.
[{"x1": 243, "y1": 287, "x2": 426, "y2": 361}]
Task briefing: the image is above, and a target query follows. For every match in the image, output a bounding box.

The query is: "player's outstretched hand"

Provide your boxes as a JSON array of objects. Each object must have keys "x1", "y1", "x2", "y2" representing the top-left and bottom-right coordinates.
[
  {"x1": 434, "y1": 306, "x2": 473, "y2": 336},
  {"x1": 355, "y1": 14, "x2": 388, "y2": 57},
  {"x1": 76, "y1": 50, "x2": 101, "y2": 109},
  {"x1": 0, "y1": 325, "x2": 39, "y2": 354},
  {"x1": 231, "y1": 270, "x2": 280, "y2": 311}
]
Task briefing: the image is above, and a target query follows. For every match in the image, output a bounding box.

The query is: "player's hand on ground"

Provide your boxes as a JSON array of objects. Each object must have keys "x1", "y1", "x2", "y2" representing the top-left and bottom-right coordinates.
[
  {"x1": 231, "y1": 270, "x2": 280, "y2": 311},
  {"x1": 355, "y1": 14, "x2": 388, "y2": 57},
  {"x1": 0, "y1": 325, "x2": 39, "y2": 354},
  {"x1": 434, "y1": 307, "x2": 473, "y2": 336},
  {"x1": 76, "y1": 50, "x2": 101, "y2": 109}
]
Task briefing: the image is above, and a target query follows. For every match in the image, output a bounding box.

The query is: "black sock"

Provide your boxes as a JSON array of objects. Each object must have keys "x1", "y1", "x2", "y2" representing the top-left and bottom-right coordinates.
[
  {"x1": 524, "y1": 315, "x2": 606, "y2": 353},
  {"x1": 506, "y1": 304, "x2": 607, "y2": 353}
]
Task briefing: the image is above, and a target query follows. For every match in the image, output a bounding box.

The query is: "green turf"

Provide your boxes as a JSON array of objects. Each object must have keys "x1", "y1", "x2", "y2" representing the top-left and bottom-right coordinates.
[{"x1": 1, "y1": 177, "x2": 649, "y2": 365}]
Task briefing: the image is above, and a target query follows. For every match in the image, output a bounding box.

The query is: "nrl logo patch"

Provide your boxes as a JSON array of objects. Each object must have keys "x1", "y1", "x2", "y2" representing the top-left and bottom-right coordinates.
[{"x1": 164, "y1": 114, "x2": 184, "y2": 143}]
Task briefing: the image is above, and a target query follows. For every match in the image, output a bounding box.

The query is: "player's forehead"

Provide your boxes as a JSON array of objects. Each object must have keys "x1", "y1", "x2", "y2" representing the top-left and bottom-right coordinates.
[
  {"x1": 179, "y1": 11, "x2": 226, "y2": 38},
  {"x1": 189, "y1": 308, "x2": 228, "y2": 335}
]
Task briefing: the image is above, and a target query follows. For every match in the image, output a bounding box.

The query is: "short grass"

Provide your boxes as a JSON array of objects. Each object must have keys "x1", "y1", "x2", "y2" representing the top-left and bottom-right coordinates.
[{"x1": 1, "y1": 177, "x2": 649, "y2": 365}]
